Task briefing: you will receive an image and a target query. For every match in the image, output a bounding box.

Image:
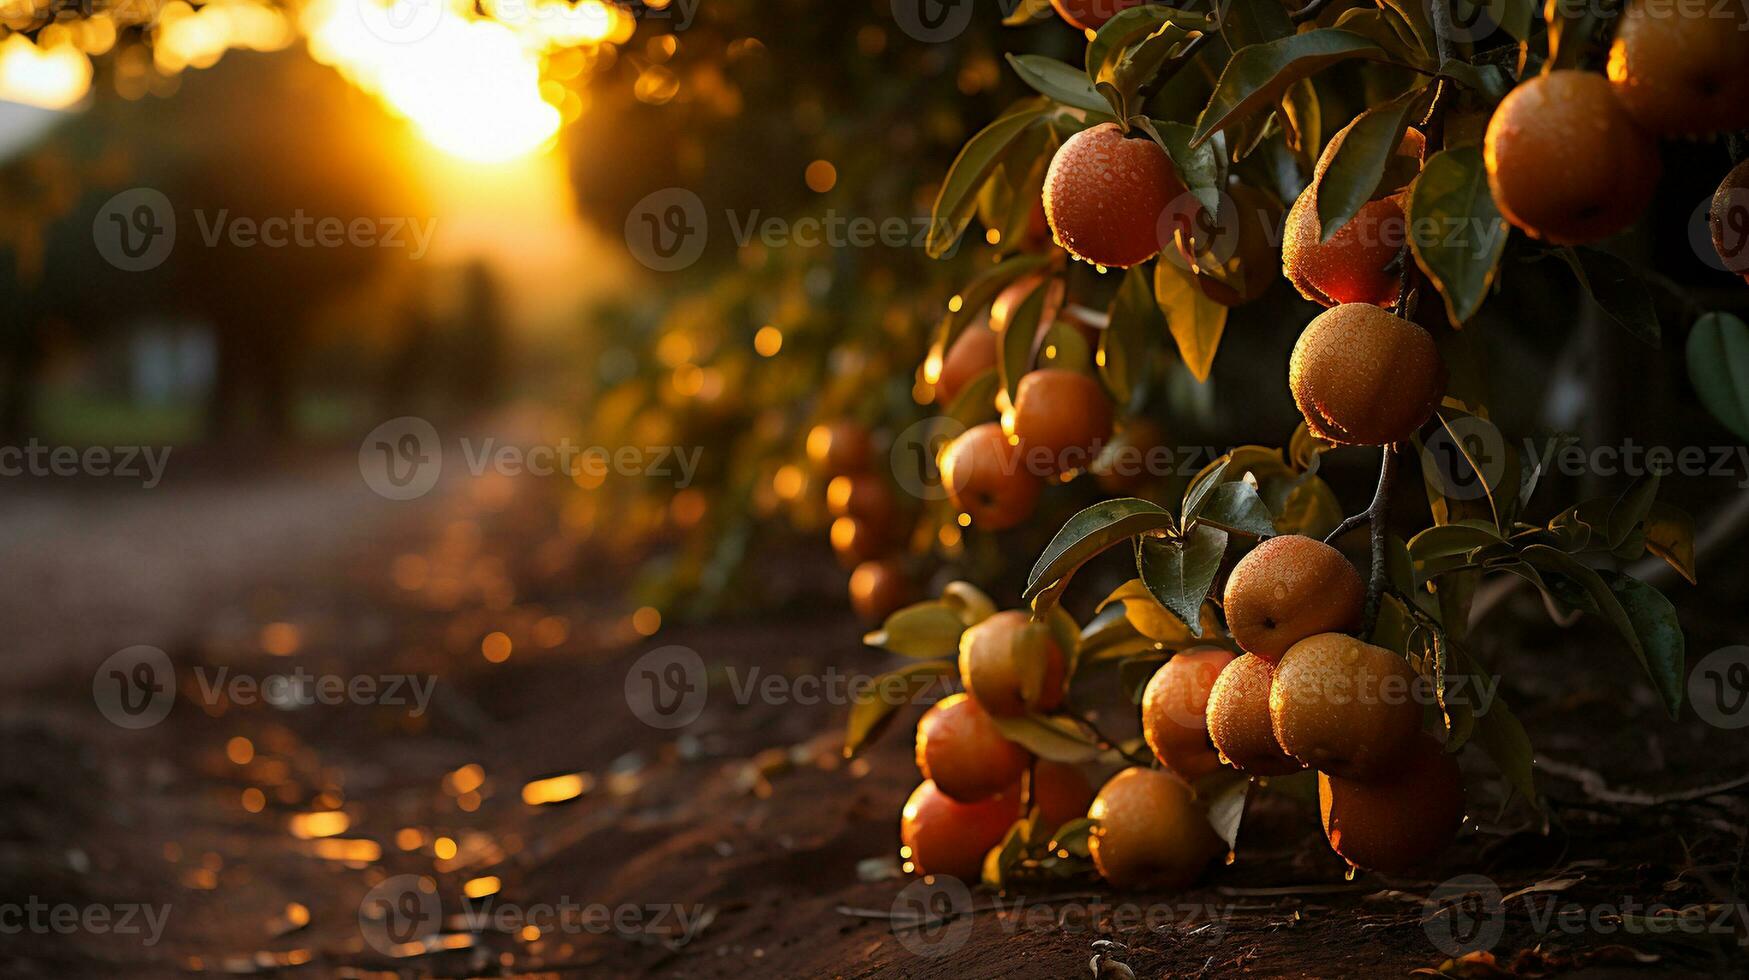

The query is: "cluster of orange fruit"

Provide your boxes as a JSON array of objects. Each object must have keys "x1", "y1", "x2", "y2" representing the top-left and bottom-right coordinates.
[
  {"x1": 1485, "y1": 3, "x2": 1749, "y2": 246},
  {"x1": 1148, "y1": 536, "x2": 1464, "y2": 875},
  {"x1": 810, "y1": 422, "x2": 918, "y2": 624}
]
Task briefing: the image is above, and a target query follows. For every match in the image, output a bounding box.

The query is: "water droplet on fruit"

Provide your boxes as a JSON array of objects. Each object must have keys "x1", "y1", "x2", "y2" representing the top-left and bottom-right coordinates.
[{"x1": 1224, "y1": 850, "x2": 1236, "y2": 866}]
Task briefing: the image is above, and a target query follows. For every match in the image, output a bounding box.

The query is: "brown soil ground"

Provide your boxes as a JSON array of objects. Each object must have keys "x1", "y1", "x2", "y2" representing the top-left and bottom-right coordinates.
[{"x1": 4, "y1": 447, "x2": 1748, "y2": 979}]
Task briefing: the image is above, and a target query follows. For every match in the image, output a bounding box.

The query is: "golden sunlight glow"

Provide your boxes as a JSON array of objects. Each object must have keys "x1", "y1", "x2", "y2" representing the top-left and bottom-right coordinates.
[
  {"x1": 153, "y1": 0, "x2": 293, "y2": 74},
  {"x1": 0, "y1": 34, "x2": 92, "y2": 109},
  {"x1": 302, "y1": 0, "x2": 599, "y2": 162}
]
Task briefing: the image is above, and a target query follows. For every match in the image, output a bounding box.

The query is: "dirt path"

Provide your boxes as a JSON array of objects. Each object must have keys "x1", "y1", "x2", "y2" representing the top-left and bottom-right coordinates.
[{"x1": 4, "y1": 446, "x2": 1749, "y2": 978}]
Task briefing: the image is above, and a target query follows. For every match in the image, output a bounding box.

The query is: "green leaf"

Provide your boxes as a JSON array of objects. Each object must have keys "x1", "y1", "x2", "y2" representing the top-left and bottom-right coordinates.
[
  {"x1": 1180, "y1": 457, "x2": 1230, "y2": 524},
  {"x1": 1314, "y1": 87, "x2": 1426, "y2": 243},
  {"x1": 1136, "y1": 524, "x2": 1230, "y2": 635},
  {"x1": 843, "y1": 660, "x2": 955, "y2": 758},
  {"x1": 1560, "y1": 246, "x2": 1661, "y2": 347},
  {"x1": 1598, "y1": 571, "x2": 1686, "y2": 718},
  {"x1": 1147, "y1": 120, "x2": 1226, "y2": 219},
  {"x1": 990, "y1": 713, "x2": 1103, "y2": 763},
  {"x1": 1201, "y1": 773, "x2": 1250, "y2": 851},
  {"x1": 1097, "y1": 578, "x2": 1221, "y2": 644},
  {"x1": 1521, "y1": 545, "x2": 1677, "y2": 714},
  {"x1": 1406, "y1": 147, "x2": 1508, "y2": 325},
  {"x1": 1435, "y1": 58, "x2": 1511, "y2": 102},
  {"x1": 998, "y1": 276, "x2": 1051, "y2": 405},
  {"x1": 1006, "y1": 54, "x2": 1112, "y2": 114},
  {"x1": 1605, "y1": 472, "x2": 1660, "y2": 551},
  {"x1": 1447, "y1": 644, "x2": 1536, "y2": 804},
  {"x1": 1643, "y1": 502, "x2": 1697, "y2": 585},
  {"x1": 1101, "y1": 265, "x2": 1163, "y2": 406},
  {"x1": 1093, "y1": 20, "x2": 1202, "y2": 122},
  {"x1": 1047, "y1": 816, "x2": 1098, "y2": 858},
  {"x1": 1155, "y1": 259, "x2": 1228, "y2": 382},
  {"x1": 1086, "y1": 4, "x2": 1210, "y2": 83},
  {"x1": 1686, "y1": 312, "x2": 1749, "y2": 441},
  {"x1": 863, "y1": 601, "x2": 971, "y2": 659},
  {"x1": 1408, "y1": 521, "x2": 1506, "y2": 564},
  {"x1": 927, "y1": 104, "x2": 1049, "y2": 259},
  {"x1": 1024, "y1": 498, "x2": 1178, "y2": 601},
  {"x1": 1191, "y1": 30, "x2": 1386, "y2": 147},
  {"x1": 1193, "y1": 481, "x2": 1278, "y2": 537}
]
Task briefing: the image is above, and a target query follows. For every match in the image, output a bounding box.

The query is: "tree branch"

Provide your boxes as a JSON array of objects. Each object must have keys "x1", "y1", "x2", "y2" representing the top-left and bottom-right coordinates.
[{"x1": 1363, "y1": 444, "x2": 1398, "y2": 637}]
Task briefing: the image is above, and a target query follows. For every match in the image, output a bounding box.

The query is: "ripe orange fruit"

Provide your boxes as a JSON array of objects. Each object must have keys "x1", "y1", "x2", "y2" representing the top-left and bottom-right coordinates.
[
  {"x1": 1283, "y1": 130, "x2": 1422, "y2": 308},
  {"x1": 939, "y1": 422, "x2": 1042, "y2": 531},
  {"x1": 1710, "y1": 159, "x2": 1749, "y2": 283},
  {"x1": 1087, "y1": 767, "x2": 1220, "y2": 890},
  {"x1": 1608, "y1": 0, "x2": 1749, "y2": 137},
  {"x1": 900, "y1": 779, "x2": 1020, "y2": 880},
  {"x1": 1206, "y1": 654, "x2": 1303, "y2": 777},
  {"x1": 806, "y1": 421, "x2": 873, "y2": 476},
  {"x1": 958, "y1": 610, "x2": 1066, "y2": 717},
  {"x1": 1270, "y1": 633, "x2": 1421, "y2": 781},
  {"x1": 1032, "y1": 760, "x2": 1095, "y2": 829},
  {"x1": 915, "y1": 693, "x2": 1032, "y2": 803},
  {"x1": 1141, "y1": 648, "x2": 1236, "y2": 779},
  {"x1": 830, "y1": 515, "x2": 890, "y2": 570},
  {"x1": 1289, "y1": 304, "x2": 1445, "y2": 446},
  {"x1": 935, "y1": 320, "x2": 999, "y2": 405},
  {"x1": 1049, "y1": 0, "x2": 1145, "y2": 31},
  {"x1": 1010, "y1": 369, "x2": 1115, "y2": 475},
  {"x1": 849, "y1": 558, "x2": 912, "y2": 624},
  {"x1": 827, "y1": 473, "x2": 900, "y2": 527},
  {"x1": 1485, "y1": 70, "x2": 1660, "y2": 245},
  {"x1": 1222, "y1": 535, "x2": 1365, "y2": 660},
  {"x1": 1044, "y1": 122, "x2": 1184, "y2": 269},
  {"x1": 990, "y1": 272, "x2": 1065, "y2": 340},
  {"x1": 1320, "y1": 734, "x2": 1464, "y2": 873}
]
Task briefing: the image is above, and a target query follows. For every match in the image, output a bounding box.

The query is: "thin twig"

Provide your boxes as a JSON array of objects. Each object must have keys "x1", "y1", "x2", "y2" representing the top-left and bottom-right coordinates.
[
  {"x1": 1538, "y1": 758, "x2": 1749, "y2": 807},
  {"x1": 1363, "y1": 444, "x2": 1398, "y2": 637}
]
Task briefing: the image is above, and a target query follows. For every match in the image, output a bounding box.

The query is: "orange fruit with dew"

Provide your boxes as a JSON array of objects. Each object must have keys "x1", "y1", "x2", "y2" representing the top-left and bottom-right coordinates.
[
  {"x1": 1270, "y1": 633, "x2": 1421, "y2": 781},
  {"x1": 1283, "y1": 129, "x2": 1423, "y2": 308},
  {"x1": 1010, "y1": 369, "x2": 1115, "y2": 476},
  {"x1": 1087, "y1": 767, "x2": 1220, "y2": 890},
  {"x1": 1709, "y1": 159, "x2": 1749, "y2": 284},
  {"x1": 1044, "y1": 122, "x2": 1185, "y2": 269},
  {"x1": 958, "y1": 610, "x2": 1066, "y2": 718},
  {"x1": 806, "y1": 421, "x2": 873, "y2": 476},
  {"x1": 1484, "y1": 70, "x2": 1660, "y2": 245},
  {"x1": 915, "y1": 692, "x2": 1032, "y2": 803},
  {"x1": 1608, "y1": 0, "x2": 1749, "y2": 137},
  {"x1": 1050, "y1": 0, "x2": 1145, "y2": 31},
  {"x1": 900, "y1": 779, "x2": 1020, "y2": 880},
  {"x1": 1141, "y1": 648, "x2": 1236, "y2": 779},
  {"x1": 935, "y1": 320, "x2": 999, "y2": 405},
  {"x1": 1206, "y1": 654, "x2": 1304, "y2": 777},
  {"x1": 849, "y1": 558, "x2": 912, "y2": 625},
  {"x1": 1289, "y1": 304, "x2": 1445, "y2": 446},
  {"x1": 1320, "y1": 733, "x2": 1464, "y2": 874},
  {"x1": 940, "y1": 422, "x2": 1042, "y2": 532},
  {"x1": 1222, "y1": 535, "x2": 1365, "y2": 661}
]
